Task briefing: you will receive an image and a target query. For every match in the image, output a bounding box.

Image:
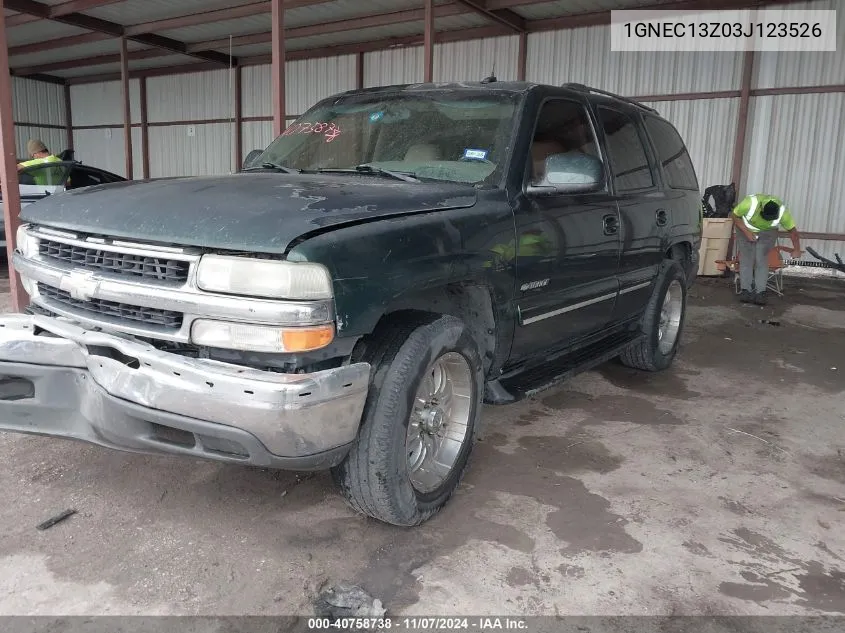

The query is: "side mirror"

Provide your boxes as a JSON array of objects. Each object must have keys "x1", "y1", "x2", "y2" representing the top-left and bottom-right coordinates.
[
  {"x1": 527, "y1": 152, "x2": 604, "y2": 196},
  {"x1": 243, "y1": 149, "x2": 263, "y2": 170}
]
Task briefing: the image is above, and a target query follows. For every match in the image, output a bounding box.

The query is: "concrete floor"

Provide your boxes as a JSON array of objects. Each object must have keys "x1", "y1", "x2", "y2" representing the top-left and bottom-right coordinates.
[{"x1": 0, "y1": 271, "x2": 843, "y2": 617}]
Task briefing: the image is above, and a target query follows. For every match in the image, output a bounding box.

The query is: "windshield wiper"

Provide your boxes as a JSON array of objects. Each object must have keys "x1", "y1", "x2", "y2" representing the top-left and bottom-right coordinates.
[
  {"x1": 317, "y1": 164, "x2": 420, "y2": 183},
  {"x1": 244, "y1": 162, "x2": 301, "y2": 174}
]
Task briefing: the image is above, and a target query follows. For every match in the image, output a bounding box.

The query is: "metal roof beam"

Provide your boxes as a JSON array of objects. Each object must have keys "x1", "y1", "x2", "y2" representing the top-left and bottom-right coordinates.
[
  {"x1": 186, "y1": 3, "x2": 472, "y2": 52},
  {"x1": 12, "y1": 47, "x2": 169, "y2": 75},
  {"x1": 5, "y1": 0, "x2": 126, "y2": 26},
  {"x1": 124, "y1": 0, "x2": 334, "y2": 36},
  {"x1": 66, "y1": 24, "x2": 512, "y2": 84},
  {"x1": 4, "y1": 0, "x2": 236, "y2": 67},
  {"x1": 8, "y1": 31, "x2": 111, "y2": 56},
  {"x1": 9, "y1": 71, "x2": 67, "y2": 84},
  {"x1": 453, "y1": 0, "x2": 525, "y2": 32}
]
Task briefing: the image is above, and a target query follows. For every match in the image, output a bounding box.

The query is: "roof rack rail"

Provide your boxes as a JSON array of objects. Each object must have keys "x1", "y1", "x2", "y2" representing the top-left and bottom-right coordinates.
[{"x1": 561, "y1": 82, "x2": 658, "y2": 113}]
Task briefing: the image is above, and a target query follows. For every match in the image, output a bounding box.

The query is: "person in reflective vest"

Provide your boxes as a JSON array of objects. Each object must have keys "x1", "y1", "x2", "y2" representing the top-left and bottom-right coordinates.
[
  {"x1": 732, "y1": 193, "x2": 801, "y2": 305},
  {"x1": 17, "y1": 139, "x2": 62, "y2": 185}
]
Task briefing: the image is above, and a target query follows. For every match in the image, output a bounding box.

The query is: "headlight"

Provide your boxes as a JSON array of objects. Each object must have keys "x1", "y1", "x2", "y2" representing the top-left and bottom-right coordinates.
[
  {"x1": 191, "y1": 320, "x2": 335, "y2": 353},
  {"x1": 196, "y1": 254, "x2": 332, "y2": 300},
  {"x1": 16, "y1": 225, "x2": 39, "y2": 259}
]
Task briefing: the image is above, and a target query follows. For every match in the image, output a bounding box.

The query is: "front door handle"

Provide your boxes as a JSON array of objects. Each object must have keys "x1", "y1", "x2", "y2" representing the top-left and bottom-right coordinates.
[
  {"x1": 603, "y1": 214, "x2": 619, "y2": 235},
  {"x1": 656, "y1": 208, "x2": 668, "y2": 227}
]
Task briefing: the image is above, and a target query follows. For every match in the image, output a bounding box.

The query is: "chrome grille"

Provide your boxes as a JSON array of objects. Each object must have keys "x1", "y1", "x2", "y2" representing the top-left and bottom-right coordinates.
[
  {"x1": 37, "y1": 283, "x2": 183, "y2": 329},
  {"x1": 38, "y1": 238, "x2": 190, "y2": 283}
]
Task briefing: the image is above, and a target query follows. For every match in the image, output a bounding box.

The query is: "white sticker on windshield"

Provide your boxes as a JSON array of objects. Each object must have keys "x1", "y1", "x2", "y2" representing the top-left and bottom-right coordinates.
[{"x1": 463, "y1": 148, "x2": 488, "y2": 161}]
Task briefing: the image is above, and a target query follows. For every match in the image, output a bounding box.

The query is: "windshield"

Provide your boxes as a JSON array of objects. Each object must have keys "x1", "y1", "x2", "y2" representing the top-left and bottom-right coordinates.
[{"x1": 253, "y1": 91, "x2": 520, "y2": 185}]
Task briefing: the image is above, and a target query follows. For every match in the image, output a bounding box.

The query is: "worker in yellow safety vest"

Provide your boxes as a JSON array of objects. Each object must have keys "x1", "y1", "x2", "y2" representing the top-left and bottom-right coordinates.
[
  {"x1": 732, "y1": 193, "x2": 801, "y2": 306},
  {"x1": 17, "y1": 139, "x2": 62, "y2": 185}
]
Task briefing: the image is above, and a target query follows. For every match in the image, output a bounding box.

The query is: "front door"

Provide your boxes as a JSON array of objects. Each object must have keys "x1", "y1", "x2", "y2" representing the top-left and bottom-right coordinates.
[{"x1": 509, "y1": 98, "x2": 621, "y2": 361}]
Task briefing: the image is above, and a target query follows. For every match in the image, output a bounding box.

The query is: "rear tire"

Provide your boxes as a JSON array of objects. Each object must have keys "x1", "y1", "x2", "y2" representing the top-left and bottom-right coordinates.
[
  {"x1": 332, "y1": 314, "x2": 483, "y2": 527},
  {"x1": 620, "y1": 260, "x2": 687, "y2": 372}
]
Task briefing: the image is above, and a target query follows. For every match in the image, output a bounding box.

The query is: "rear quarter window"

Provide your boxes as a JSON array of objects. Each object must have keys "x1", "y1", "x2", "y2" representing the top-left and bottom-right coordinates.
[{"x1": 644, "y1": 116, "x2": 699, "y2": 191}]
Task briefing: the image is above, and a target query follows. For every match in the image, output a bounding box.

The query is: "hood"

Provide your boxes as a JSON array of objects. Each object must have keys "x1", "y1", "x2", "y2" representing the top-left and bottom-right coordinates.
[{"x1": 20, "y1": 173, "x2": 477, "y2": 254}]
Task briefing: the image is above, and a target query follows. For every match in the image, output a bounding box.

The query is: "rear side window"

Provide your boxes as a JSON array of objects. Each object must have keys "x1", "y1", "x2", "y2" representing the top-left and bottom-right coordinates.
[
  {"x1": 644, "y1": 116, "x2": 699, "y2": 191},
  {"x1": 597, "y1": 107, "x2": 654, "y2": 192}
]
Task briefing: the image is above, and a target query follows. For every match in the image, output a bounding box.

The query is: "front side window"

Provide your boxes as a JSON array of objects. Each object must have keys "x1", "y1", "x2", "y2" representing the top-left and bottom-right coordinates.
[
  {"x1": 19, "y1": 163, "x2": 70, "y2": 188},
  {"x1": 644, "y1": 116, "x2": 699, "y2": 191},
  {"x1": 254, "y1": 91, "x2": 520, "y2": 185},
  {"x1": 528, "y1": 99, "x2": 601, "y2": 186},
  {"x1": 597, "y1": 108, "x2": 654, "y2": 192}
]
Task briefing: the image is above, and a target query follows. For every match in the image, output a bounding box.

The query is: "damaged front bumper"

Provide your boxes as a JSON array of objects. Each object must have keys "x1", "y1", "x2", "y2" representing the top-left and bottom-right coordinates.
[{"x1": 0, "y1": 315, "x2": 370, "y2": 470}]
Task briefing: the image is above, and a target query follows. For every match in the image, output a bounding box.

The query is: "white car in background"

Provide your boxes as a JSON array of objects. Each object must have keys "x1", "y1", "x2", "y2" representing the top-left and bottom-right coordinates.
[{"x1": 0, "y1": 159, "x2": 126, "y2": 249}]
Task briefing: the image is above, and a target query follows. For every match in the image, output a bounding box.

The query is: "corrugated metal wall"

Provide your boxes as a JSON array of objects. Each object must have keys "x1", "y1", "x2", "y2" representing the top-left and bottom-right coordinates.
[
  {"x1": 241, "y1": 120, "x2": 274, "y2": 160},
  {"x1": 12, "y1": 76, "x2": 66, "y2": 158},
  {"x1": 364, "y1": 38, "x2": 521, "y2": 87},
  {"x1": 70, "y1": 80, "x2": 141, "y2": 126},
  {"x1": 434, "y1": 36, "x2": 520, "y2": 82},
  {"x1": 526, "y1": 27, "x2": 743, "y2": 95},
  {"x1": 72, "y1": 127, "x2": 143, "y2": 179},
  {"x1": 69, "y1": 80, "x2": 142, "y2": 176},
  {"x1": 15, "y1": 125, "x2": 66, "y2": 161},
  {"x1": 148, "y1": 124, "x2": 234, "y2": 178},
  {"x1": 147, "y1": 70, "x2": 233, "y2": 122},
  {"x1": 640, "y1": 98, "x2": 739, "y2": 191},
  {"x1": 241, "y1": 55, "x2": 357, "y2": 118},
  {"x1": 742, "y1": 92, "x2": 845, "y2": 261},
  {"x1": 753, "y1": 0, "x2": 845, "y2": 89},
  {"x1": 364, "y1": 47, "x2": 424, "y2": 88}
]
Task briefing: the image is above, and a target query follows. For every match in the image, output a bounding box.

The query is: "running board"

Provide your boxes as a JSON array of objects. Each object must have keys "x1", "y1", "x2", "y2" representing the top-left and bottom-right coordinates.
[{"x1": 485, "y1": 332, "x2": 643, "y2": 403}]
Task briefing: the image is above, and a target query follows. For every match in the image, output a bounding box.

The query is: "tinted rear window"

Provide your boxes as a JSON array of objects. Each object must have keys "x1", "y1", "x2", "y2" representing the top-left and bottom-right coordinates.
[
  {"x1": 597, "y1": 107, "x2": 654, "y2": 191},
  {"x1": 644, "y1": 116, "x2": 699, "y2": 191}
]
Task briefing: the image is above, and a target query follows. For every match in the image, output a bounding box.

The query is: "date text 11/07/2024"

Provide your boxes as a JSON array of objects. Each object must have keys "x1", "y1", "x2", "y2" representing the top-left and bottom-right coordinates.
[{"x1": 307, "y1": 617, "x2": 529, "y2": 630}]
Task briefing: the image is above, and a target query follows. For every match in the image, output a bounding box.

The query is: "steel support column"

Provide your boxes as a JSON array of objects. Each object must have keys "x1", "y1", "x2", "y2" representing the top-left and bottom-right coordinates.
[
  {"x1": 140, "y1": 77, "x2": 150, "y2": 179},
  {"x1": 272, "y1": 0, "x2": 286, "y2": 136},
  {"x1": 731, "y1": 50, "x2": 754, "y2": 189},
  {"x1": 234, "y1": 65, "x2": 243, "y2": 171},
  {"x1": 120, "y1": 36, "x2": 134, "y2": 179},
  {"x1": 63, "y1": 83, "x2": 73, "y2": 150},
  {"x1": 356, "y1": 51, "x2": 364, "y2": 90},
  {"x1": 424, "y1": 0, "x2": 434, "y2": 82},
  {"x1": 726, "y1": 49, "x2": 755, "y2": 262},
  {"x1": 517, "y1": 31, "x2": 527, "y2": 81},
  {"x1": 0, "y1": 2, "x2": 28, "y2": 311}
]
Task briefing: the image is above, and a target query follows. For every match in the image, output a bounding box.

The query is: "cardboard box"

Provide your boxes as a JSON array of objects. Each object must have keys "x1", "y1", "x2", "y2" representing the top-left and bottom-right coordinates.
[
  {"x1": 698, "y1": 238, "x2": 730, "y2": 276},
  {"x1": 702, "y1": 218, "x2": 734, "y2": 239}
]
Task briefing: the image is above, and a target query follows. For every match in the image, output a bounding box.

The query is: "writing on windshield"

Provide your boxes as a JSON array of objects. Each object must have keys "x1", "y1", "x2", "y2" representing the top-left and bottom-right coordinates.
[
  {"x1": 255, "y1": 91, "x2": 520, "y2": 185},
  {"x1": 281, "y1": 121, "x2": 342, "y2": 143}
]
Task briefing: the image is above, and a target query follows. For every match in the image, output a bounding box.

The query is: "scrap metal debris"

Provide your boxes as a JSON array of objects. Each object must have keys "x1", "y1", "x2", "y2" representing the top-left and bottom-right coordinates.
[
  {"x1": 314, "y1": 583, "x2": 386, "y2": 622},
  {"x1": 36, "y1": 508, "x2": 77, "y2": 531}
]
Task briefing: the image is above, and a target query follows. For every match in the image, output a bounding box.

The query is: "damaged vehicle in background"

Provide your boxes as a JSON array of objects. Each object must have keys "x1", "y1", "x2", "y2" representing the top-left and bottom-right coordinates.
[
  {"x1": 0, "y1": 157, "x2": 125, "y2": 250},
  {"x1": 0, "y1": 81, "x2": 701, "y2": 526}
]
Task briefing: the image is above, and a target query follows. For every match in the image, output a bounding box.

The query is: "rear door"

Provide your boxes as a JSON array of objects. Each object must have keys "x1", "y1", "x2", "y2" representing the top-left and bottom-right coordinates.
[
  {"x1": 509, "y1": 97, "x2": 621, "y2": 361},
  {"x1": 593, "y1": 106, "x2": 664, "y2": 324},
  {"x1": 640, "y1": 114, "x2": 701, "y2": 280}
]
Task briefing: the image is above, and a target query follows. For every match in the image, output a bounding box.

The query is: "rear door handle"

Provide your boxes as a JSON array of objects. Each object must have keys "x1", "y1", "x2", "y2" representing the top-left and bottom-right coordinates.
[
  {"x1": 603, "y1": 214, "x2": 619, "y2": 235},
  {"x1": 656, "y1": 209, "x2": 669, "y2": 227}
]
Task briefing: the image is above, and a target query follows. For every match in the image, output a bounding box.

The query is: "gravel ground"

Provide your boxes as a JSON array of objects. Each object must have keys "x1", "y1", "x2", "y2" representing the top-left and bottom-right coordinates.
[{"x1": 0, "y1": 271, "x2": 843, "y2": 617}]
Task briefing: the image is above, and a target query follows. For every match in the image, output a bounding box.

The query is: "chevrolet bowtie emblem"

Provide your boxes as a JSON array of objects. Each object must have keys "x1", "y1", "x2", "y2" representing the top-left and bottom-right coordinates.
[{"x1": 59, "y1": 270, "x2": 99, "y2": 302}]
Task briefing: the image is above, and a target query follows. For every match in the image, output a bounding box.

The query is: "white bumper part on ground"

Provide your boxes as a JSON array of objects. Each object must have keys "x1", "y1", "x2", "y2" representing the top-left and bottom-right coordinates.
[{"x1": 0, "y1": 314, "x2": 370, "y2": 470}]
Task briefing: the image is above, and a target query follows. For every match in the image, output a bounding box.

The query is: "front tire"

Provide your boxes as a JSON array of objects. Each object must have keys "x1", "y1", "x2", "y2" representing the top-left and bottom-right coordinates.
[
  {"x1": 620, "y1": 260, "x2": 687, "y2": 372},
  {"x1": 332, "y1": 314, "x2": 483, "y2": 527}
]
